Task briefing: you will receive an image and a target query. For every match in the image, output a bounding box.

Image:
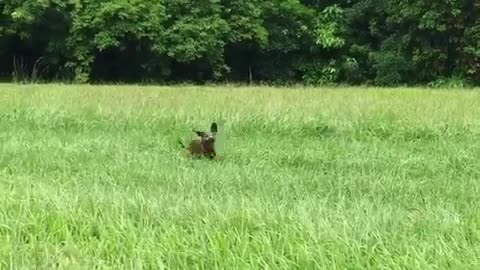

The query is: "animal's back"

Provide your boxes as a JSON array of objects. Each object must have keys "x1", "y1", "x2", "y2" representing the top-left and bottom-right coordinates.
[{"x1": 187, "y1": 139, "x2": 203, "y2": 156}]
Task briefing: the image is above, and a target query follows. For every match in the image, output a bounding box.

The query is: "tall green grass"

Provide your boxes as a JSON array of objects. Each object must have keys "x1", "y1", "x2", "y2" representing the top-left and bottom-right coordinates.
[{"x1": 0, "y1": 84, "x2": 479, "y2": 269}]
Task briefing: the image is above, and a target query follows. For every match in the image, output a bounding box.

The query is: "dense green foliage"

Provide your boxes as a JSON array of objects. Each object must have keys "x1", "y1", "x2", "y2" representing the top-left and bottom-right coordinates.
[{"x1": 1, "y1": 0, "x2": 479, "y2": 86}]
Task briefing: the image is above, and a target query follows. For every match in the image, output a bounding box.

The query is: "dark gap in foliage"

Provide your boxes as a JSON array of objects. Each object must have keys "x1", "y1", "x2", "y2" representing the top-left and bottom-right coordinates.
[
  {"x1": 91, "y1": 40, "x2": 152, "y2": 83},
  {"x1": 224, "y1": 43, "x2": 259, "y2": 82},
  {"x1": 169, "y1": 58, "x2": 214, "y2": 84}
]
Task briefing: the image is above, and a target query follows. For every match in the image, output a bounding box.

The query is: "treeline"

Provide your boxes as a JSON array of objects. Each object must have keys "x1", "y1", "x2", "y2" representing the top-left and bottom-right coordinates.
[{"x1": 0, "y1": 0, "x2": 479, "y2": 86}]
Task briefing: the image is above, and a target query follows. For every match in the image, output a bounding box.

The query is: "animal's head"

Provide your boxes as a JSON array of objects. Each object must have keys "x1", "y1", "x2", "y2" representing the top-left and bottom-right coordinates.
[{"x1": 193, "y1": 122, "x2": 218, "y2": 151}]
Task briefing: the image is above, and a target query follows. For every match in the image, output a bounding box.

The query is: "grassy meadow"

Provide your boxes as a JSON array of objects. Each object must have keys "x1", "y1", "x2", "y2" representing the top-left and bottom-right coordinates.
[{"x1": 0, "y1": 83, "x2": 480, "y2": 269}]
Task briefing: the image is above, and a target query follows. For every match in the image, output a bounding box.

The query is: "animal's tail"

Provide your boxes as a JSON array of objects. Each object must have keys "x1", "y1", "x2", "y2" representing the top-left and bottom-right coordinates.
[{"x1": 178, "y1": 139, "x2": 186, "y2": 148}]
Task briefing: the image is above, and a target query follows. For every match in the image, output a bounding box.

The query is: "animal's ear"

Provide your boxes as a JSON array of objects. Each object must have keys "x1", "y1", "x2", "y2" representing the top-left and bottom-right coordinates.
[
  {"x1": 194, "y1": 131, "x2": 206, "y2": 137},
  {"x1": 210, "y1": 122, "x2": 218, "y2": 133}
]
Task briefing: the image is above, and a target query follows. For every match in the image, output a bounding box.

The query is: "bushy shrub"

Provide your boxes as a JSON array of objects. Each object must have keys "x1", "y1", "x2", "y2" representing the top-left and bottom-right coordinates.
[{"x1": 428, "y1": 75, "x2": 470, "y2": 88}]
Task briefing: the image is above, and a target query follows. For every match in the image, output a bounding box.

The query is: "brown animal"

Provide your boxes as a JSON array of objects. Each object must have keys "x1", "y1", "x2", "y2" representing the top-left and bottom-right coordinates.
[{"x1": 179, "y1": 122, "x2": 218, "y2": 159}]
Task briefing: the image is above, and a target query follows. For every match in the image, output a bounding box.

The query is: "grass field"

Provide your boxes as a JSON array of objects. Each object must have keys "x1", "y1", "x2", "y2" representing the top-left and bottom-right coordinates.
[{"x1": 0, "y1": 84, "x2": 480, "y2": 269}]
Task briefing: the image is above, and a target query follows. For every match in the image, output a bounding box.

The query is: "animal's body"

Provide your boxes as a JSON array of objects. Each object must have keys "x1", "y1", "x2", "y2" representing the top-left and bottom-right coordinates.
[{"x1": 179, "y1": 122, "x2": 218, "y2": 159}]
